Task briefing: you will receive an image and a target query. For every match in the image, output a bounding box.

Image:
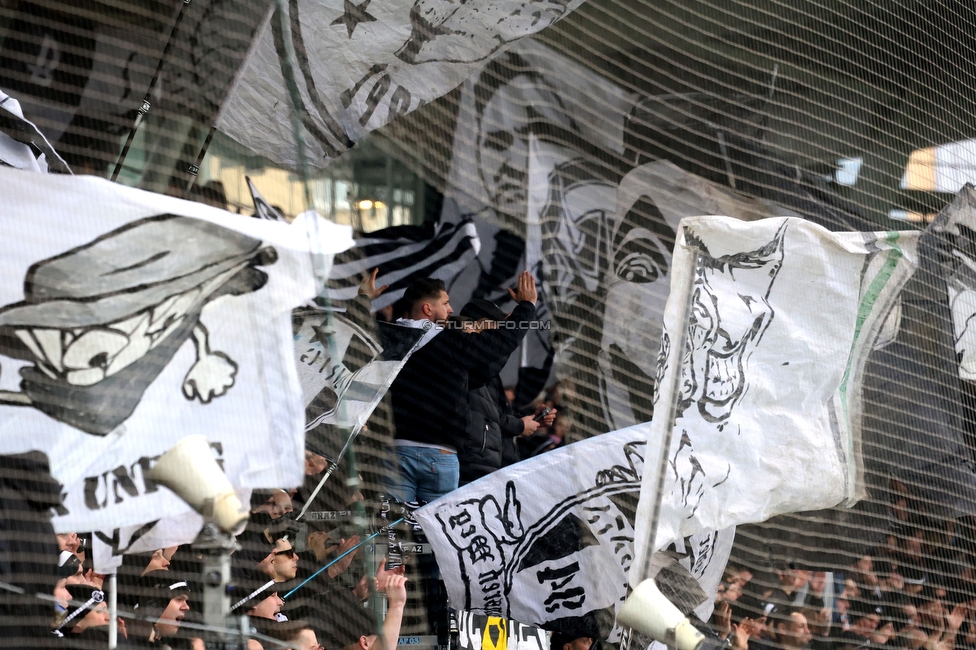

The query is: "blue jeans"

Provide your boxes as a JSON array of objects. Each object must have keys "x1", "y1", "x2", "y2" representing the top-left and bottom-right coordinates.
[{"x1": 386, "y1": 446, "x2": 459, "y2": 504}]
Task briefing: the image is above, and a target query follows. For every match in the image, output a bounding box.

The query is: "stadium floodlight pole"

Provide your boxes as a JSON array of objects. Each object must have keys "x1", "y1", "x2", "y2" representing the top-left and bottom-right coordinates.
[
  {"x1": 111, "y1": 0, "x2": 193, "y2": 182},
  {"x1": 283, "y1": 518, "x2": 404, "y2": 600}
]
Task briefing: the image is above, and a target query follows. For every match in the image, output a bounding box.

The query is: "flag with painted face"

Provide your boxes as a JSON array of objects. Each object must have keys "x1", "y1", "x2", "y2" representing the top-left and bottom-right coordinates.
[
  {"x1": 631, "y1": 216, "x2": 919, "y2": 574},
  {"x1": 0, "y1": 167, "x2": 353, "y2": 533},
  {"x1": 217, "y1": 0, "x2": 587, "y2": 172}
]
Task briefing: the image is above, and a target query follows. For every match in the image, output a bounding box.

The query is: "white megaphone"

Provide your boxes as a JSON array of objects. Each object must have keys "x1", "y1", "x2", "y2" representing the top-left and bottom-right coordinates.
[
  {"x1": 618, "y1": 579, "x2": 707, "y2": 650},
  {"x1": 148, "y1": 435, "x2": 249, "y2": 534}
]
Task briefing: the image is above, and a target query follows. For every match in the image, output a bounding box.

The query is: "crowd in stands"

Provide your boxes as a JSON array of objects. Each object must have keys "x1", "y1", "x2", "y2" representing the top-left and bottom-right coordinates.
[
  {"x1": 39, "y1": 270, "x2": 578, "y2": 649},
  {"x1": 29, "y1": 264, "x2": 976, "y2": 650},
  {"x1": 709, "y1": 516, "x2": 976, "y2": 650}
]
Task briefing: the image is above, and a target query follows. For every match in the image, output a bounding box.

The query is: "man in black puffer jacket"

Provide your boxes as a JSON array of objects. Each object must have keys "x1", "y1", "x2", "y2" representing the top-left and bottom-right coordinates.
[
  {"x1": 387, "y1": 272, "x2": 538, "y2": 503},
  {"x1": 458, "y1": 300, "x2": 556, "y2": 485}
]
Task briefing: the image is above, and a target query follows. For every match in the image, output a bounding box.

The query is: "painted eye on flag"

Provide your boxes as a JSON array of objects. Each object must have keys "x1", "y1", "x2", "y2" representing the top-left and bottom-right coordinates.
[
  {"x1": 613, "y1": 250, "x2": 659, "y2": 284},
  {"x1": 610, "y1": 201, "x2": 677, "y2": 285}
]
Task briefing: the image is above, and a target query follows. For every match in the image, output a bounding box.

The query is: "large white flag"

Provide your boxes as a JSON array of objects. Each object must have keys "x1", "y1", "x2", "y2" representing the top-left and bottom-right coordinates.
[
  {"x1": 415, "y1": 427, "x2": 735, "y2": 644},
  {"x1": 218, "y1": 0, "x2": 585, "y2": 172},
  {"x1": 0, "y1": 168, "x2": 353, "y2": 533},
  {"x1": 632, "y1": 216, "x2": 918, "y2": 576}
]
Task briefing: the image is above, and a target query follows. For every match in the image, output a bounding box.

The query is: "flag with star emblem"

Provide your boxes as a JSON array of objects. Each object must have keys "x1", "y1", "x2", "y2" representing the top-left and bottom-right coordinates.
[
  {"x1": 217, "y1": 0, "x2": 587, "y2": 171},
  {"x1": 297, "y1": 309, "x2": 425, "y2": 462}
]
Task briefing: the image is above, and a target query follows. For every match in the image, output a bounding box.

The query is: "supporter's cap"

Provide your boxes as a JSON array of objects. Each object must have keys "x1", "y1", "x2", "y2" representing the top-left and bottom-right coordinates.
[
  {"x1": 56, "y1": 585, "x2": 104, "y2": 631},
  {"x1": 134, "y1": 570, "x2": 191, "y2": 616},
  {"x1": 901, "y1": 562, "x2": 928, "y2": 585},
  {"x1": 848, "y1": 598, "x2": 883, "y2": 621},
  {"x1": 550, "y1": 633, "x2": 578, "y2": 650},
  {"x1": 460, "y1": 299, "x2": 506, "y2": 321},
  {"x1": 304, "y1": 442, "x2": 331, "y2": 461}
]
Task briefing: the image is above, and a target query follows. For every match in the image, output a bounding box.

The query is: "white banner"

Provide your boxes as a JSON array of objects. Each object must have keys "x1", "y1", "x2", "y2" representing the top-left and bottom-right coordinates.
[
  {"x1": 0, "y1": 168, "x2": 353, "y2": 532},
  {"x1": 633, "y1": 216, "x2": 919, "y2": 576},
  {"x1": 218, "y1": 0, "x2": 585, "y2": 171},
  {"x1": 415, "y1": 427, "x2": 733, "y2": 643}
]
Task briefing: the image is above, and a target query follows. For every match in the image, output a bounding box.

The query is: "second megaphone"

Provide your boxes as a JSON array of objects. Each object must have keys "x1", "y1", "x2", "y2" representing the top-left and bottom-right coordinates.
[{"x1": 148, "y1": 434, "x2": 248, "y2": 534}]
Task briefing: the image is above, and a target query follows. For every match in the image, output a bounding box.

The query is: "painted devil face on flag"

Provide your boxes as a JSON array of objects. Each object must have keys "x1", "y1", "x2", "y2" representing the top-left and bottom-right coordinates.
[
  {"x1": 541, "y1": 159, "x2": 678, "y2": 431},
  {"x1": 675, "y1": 225, "x2": 786, "y2": 423},
  {"x1": 0, "y1": 215, "x2": 277, "y2": 436},
  {"x1": 434, "y1": 441, "x2": 645, "y2": 642},
  {"x1": 663, "y1": 223, "x2": 785, "y2": 517},
  {"x1": 540, "y1": 158, "x2": 617, "y2": 352}
]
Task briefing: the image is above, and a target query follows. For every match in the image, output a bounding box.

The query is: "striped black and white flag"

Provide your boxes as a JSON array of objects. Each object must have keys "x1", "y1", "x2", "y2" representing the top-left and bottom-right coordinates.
[{"x1": 325, "y1": 220, "x2": 481, "y2": 310}]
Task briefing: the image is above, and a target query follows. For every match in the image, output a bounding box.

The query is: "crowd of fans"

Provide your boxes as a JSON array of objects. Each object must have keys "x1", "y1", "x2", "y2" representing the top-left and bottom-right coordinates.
[
  {"x1": 709, "y1": 515, "x2": 976, "y2": 650},
  {"x1": 37, "y1": 270, "x2": 580, "y2": 649},
  {"x1": 35, "y1": 267, "x2": 976, "y2": 650}
]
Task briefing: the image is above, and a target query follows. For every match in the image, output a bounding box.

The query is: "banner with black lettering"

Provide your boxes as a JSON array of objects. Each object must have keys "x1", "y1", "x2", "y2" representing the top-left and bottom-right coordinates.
[
  {"x1": 297, "y1": 310, "x2": 425, "y2": 460},
  {"x1": 0, "y1": 167, "x2": 353, "y2": 533},
  {"x1": 415, "y1": 427, "x2": 735, "y2": 643},
  {"x1": 218, "y1": 0, "x2": 586, "y2": 172}
]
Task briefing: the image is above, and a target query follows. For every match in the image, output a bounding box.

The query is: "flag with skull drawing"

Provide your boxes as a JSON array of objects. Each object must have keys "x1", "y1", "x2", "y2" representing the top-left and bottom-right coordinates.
[
  {"x1": 632, "y1": 216, "x2": 919, "y2": 570},
  {"x1": 0, "y1": 168, "x2": 353, "y2": 532}
]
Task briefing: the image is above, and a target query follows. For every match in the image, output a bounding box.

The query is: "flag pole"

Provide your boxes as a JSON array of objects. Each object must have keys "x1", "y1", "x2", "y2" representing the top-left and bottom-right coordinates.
[
  {"x1": 632, "y1": 232, "x2": 701, "y2": 585},
  {"x1": 107, "y1": 573, "x2": 118, "y2": 649},
  {"x1": 182, "y1": 123, "x2": 217, "y2": 198},
  {"x1": 111, "y1": 0, "x2": 192, "y2": 182},
  {"x1": 295, "y1": 459, "x2": 338, "y2": 521},
  {"x1": 282, "y1": 518, "x2": 404, "y2": 599},
  {"x1": 181, "y1": 1, "x2": 274, "y2": 198}
]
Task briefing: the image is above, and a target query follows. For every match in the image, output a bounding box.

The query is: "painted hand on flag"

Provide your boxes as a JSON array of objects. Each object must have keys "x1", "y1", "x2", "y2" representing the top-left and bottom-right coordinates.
[
  {"x1": 482, "y1": 481, "x2": 523, "y2": 543},
  {"x1": 181, "y1": 325, "x2": 238, "y2": 404}
]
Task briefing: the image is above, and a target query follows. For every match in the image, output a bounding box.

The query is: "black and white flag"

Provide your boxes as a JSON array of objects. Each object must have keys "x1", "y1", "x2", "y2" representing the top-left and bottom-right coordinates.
[
  {"x1": 633, "y1": 216, "x2": 918, "y2": 569},
  {"x1": 248, "y1": 175, "x2": 287, "y2": 222},
  {"x1": 415, "y1": 427, "x2": 734, "y2": 644},
  {"x1": 856, "y1": 184, "x2": 976, "y2": 521},
  {"x1": 324, "y1": 219, "x2": 480, "y2": 311},
  {"x1": 297, "y1": 311, "x2": 425, "y2": 460},
  {"x1": 218, "y1": 0, "x2": 585, "y2": 171},
  {"x1": 0, "y1": 167, "x2": 353, "y2": 533}
]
